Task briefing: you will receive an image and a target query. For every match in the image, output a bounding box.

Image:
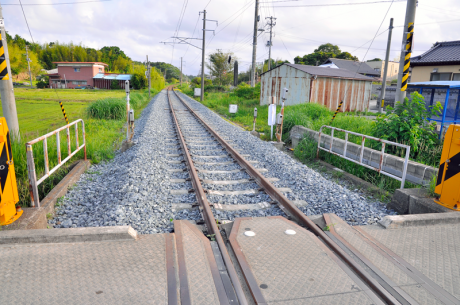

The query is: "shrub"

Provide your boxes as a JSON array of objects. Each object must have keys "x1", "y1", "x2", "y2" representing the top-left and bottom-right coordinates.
[
  {"x1": 372, "y1": 92, "x2": 442, "y2": 157},
  {"x1": 36, "y1": 80, "x2": 47, "y2": 89},
  {"x1": 110, "y1": 80, "x2": 120, "y2": 89},
  {"x1": 233, "y1": 82, "x2": 260, "y2": 99},
  {"x1": 131, "y1": 72, "x2": 147, "y2": 89},
  {"x1": 86, "y1": 98, "x2": 126, "y2": 120}
]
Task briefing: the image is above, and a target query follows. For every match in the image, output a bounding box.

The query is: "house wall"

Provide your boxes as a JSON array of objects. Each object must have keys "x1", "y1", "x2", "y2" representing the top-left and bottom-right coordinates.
[
  {"x1": 366, "y1": 61, "x2": 399, "y2": 80},
  {"x1": 260, "y1": 65, "x2": 372, "y2": 112},
  {"x1": 94, "y1": 79, "x2": 128, "y2": 89},
  {"x1": 411, "y1": 65, "x2": 460, "y2": 82}
]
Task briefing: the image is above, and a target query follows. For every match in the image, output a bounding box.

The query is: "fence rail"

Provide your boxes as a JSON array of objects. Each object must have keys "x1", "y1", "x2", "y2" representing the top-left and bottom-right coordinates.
[
  {"x1": 26, "y1": 119, "x2": 86, "y2": 207},
  {"x1": 317, "y1": 125, "x2": 410, "y2": 188}
]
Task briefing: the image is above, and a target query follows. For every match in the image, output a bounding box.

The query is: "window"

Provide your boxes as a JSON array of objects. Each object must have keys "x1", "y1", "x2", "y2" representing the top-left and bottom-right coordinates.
[
  {"x1": 374, "y1": 68, "x2": 381, "y2": 72},
  {"x1": 74, "y1": 68, "x2": 80, "y2": 72},
  {"x1": 99, "y1": 68, "x2": 103, "y2": 72},
  {"x1": 453, "y1": 73, "x2": 460, "y2": 81},
  {"x1": 430, "y1": 73, "x2": 452, "y2": 81},
  {"x1": 71, "y1": 81, "x2": 87, "y2": 85}
]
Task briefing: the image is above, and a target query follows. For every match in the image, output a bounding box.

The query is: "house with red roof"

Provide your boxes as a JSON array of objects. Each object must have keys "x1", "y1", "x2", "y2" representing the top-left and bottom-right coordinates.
[{"x1": 47, "y1": 62, "x2": 111, "y2": 89}]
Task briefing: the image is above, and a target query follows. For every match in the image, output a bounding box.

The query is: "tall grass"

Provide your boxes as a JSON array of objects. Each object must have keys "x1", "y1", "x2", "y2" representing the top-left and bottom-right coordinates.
[{"x1": 87, "y1": 98, "x2": 126, "y2": 119}]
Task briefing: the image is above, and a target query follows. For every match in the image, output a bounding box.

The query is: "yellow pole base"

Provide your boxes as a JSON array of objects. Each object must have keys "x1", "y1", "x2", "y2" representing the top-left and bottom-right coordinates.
[
  {"x1": 434, "y1": 200, "x2": 460, "y2": 211},
  {"x1": 0, "y1": 208, "x2": 23, "y2": 226}
]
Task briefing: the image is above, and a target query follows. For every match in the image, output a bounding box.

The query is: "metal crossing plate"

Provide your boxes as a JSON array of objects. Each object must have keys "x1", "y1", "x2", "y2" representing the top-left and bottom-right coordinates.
[
  {"x1": 359, "y1": 222, "x2": 460, "y2": 302},
  {"x1": 230, "y1": 217, "x2": 377, "y2": 304},
  {"x1": 0, "y1": 234, "x2": 170, "y2": 304}
]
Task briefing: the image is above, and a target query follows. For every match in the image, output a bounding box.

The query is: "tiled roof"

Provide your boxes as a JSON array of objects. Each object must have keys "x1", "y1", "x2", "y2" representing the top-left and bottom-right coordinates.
[
  {"x1": 323, "y1": 58, "x2": 379, "y2": 76},
  {"x1": 283, "y1": 63, "x2": 374, "y2": 81},
  {"x1": 53, "y1": 62, "x2": 109, "y2": 66},
  {"x1": 411, "y1": 40, "x2": 460, "y2": 65}
]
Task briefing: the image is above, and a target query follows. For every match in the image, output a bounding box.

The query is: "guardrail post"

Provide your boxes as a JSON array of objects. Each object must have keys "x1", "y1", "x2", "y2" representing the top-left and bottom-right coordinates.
[
  {"x1": 67, "y1": 126, "x2": 71, "y2": 156},
  {"x1": 75, "y1": 122, "x2": 79, "y2": 148},
  {"x1": 82, "y1": 120, "x2": 87, "y2": 160},
  {"x1": 401, "y1": 146, "x2": 410, "y2": 189},
  {"x1": 26, "y1": 144, "x2": 40, "y2": 207},
  {"x1": 344, "y1": 132, "x2": 349, "y2": 158},
  {"x1": 359, "y1": 136, "x2": 365, "y2": 163},
  {"x1": 43, "y1": 137, "x2": 49, "y2": 176},
  {"x1": 329, "y1": 128, "x2": 335, "y2": 152},
  {"x1": 379, "y1": 143, "x2": 386, "y2": 172},
  {"x1": 57, "y1": 131, "x2": 61, "y2": 164}
]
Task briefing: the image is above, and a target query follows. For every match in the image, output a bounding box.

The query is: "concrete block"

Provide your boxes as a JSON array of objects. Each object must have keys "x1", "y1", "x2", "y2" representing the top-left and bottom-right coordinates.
[
  {"x1": 250, "y1": 130, "x2": 260, "y2": 138},
  {"x1": 379, "y1": 212, "x2": 460, "y2": 229},
  {"x1": 121, "y1": 140, "x2": 135, "y2": 152},
  {"x1": 271, "y1": 141, "x2": 285, "y2": 151},
  {"x1": 409, "y1": 196, "x2": 452, "y2": 214},
  {"x1": 387, "y1": 188, "x2": 426, "y2": 214},
  {"x1": 0, "y1": 226, "x2": 138, "y2": 244},
  {"x1": 388, "y1": 188, "x2": 453, "y2": 215}
]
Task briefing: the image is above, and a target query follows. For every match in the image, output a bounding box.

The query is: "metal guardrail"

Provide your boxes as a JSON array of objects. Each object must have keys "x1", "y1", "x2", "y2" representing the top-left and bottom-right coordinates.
[
  {"x1": 317, "y1": 125, "x2": 411, "y2": 188},
  {"x1": 26, "y1": 119, "x2": 86, "y2": 207}
]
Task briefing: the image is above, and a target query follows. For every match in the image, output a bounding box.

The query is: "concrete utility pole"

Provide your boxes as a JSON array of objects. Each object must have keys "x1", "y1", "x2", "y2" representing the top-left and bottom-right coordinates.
[
  {"x1": 379, "y1": 18, "x2": 394, "y2": 113},
  {"x1": 395, "y1": 0, "x2": 417, "y2": 103},
  {"x1": 200, "y1": 10, "x2": 206, "y2": 101},
  {"x1": 180, "y1": 57, "x2": 183, "y2": 86},
  {"x1": 266, "y1": 16, "x2": 276, "y2": 71},
  {"x1": 25, "y1": 45, "x2": 33, "y2": 88},
  {"x1": 251, "y1": 0, "x2": 259, "y2": 87},
  {"x1": 146, "y1": 55, "x2": 151, "y2": 99},
  {"x1": 0, "y1": 5, "x2": 20, "y2": 139}
]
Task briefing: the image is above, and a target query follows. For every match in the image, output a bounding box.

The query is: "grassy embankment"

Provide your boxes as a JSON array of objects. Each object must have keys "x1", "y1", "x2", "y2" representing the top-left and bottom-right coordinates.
[
  {"x1": 178, "y1": 84, "x2": 439, "y2": 199},
  {"x1": 1, "y1": 87, "x2": 159, "y2": 207}
]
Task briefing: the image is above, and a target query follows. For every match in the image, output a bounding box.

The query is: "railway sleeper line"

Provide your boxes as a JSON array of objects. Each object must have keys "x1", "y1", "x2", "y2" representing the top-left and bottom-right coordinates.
[{"x1": 160, "y1": 87, "x2": 458, "y2": 305}]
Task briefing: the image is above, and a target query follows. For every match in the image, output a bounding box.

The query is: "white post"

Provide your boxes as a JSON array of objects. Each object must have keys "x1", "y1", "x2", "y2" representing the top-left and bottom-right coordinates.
[{"x1": 125, "y1": 80, "x2": 130, "y2": 140}]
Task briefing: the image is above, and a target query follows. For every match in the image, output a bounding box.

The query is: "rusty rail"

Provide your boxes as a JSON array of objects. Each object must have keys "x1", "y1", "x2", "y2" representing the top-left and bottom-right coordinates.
[
  {"x1": 317, "y1": 125, "x2": 411, "y2": 189},
  {"x1": 172, "y1": 89, "x2": 400, "y2": 304},
  {"x1": 167, "y1": 88, "x2": 248, "y2": 305},
  {"x1": 26, "y1": 119, "x2": 86, "y2": 207}
]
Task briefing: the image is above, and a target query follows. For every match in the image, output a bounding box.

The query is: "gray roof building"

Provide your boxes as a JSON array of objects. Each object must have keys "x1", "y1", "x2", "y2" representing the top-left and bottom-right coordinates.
[
  {"x1": 280, "y1": 63, "x2": 374, "y2": 81},
  {"x1": 411, "y1": 40, "x2": 460, "y2": 66},
  {"x1": 320, "y1": 58, "x2": 380, "y2": 77}
]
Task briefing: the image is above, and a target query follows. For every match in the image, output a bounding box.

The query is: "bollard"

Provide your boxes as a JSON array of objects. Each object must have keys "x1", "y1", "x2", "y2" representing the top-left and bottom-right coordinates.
[
  {"x1": 434, "y1": 124, "x2": 460, "y2": 210},
  {"x1": 125, "y1": 80, "x2": 130, "y2": 141},
  {"x1": 252, "y1": 108, "x2": 257, "y2": 132},
  {"x1": 0, "y1": 117, "x2": 22, "y2": 225}
]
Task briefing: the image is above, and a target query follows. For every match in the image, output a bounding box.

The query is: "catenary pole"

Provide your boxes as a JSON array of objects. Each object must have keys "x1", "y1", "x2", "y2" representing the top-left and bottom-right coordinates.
[
  {"x1": 251, "y1": 0, "x2": 259, "y2": 87},
  {"x1": 0, "y1": 5, "x2": 20, "y2": 140},
  {"x1": 25, "y1": 45, "x2": 32, "y2": 88},
  {"x1": 379, "y1": 18, "x2": 394, "y2": 113},
  {"x1": 395, "y1": 0, "x2": 417, "y2": 103},
  {"x1": 201, "y1": 10, "x2": 206, "y2": 101}
]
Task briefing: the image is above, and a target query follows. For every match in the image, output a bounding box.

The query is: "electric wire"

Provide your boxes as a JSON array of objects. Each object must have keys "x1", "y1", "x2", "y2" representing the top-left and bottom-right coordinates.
[
  {"x1": 3, "y1": 0, "x2": 110, "y2": 5},
  {"x1": 260, "y1": 0, "x2": 405, "y2": 7},
  {"x1": 18, "y1": 0, "x2": 34, "y2": 44}
]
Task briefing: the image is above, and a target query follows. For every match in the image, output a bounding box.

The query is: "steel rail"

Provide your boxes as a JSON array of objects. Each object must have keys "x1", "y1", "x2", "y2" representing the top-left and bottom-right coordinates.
[
  {"x1": 167, "y1": 88, "x2": 248, "y2": 305},
  {"x1": 172, "y1": 89, "x2": 400, "y2": 305}
]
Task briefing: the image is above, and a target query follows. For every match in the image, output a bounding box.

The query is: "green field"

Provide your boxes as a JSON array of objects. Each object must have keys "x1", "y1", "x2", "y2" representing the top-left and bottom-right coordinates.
[{"x1": 0, "y1": 87, "x2": 158, "y2": 207}]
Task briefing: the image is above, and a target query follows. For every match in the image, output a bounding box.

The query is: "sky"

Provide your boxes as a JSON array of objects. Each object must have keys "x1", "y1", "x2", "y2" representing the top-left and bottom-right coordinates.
[{"x1": 3, "y1": 0, "x2": 460, "y2": 76}]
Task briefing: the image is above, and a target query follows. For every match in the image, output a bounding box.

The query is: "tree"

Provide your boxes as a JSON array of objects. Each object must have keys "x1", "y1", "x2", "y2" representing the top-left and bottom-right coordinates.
[
  {"x1": 263, "y1": 58, "x2": 290, "y2": 72},
  {"x1": 206, "y1": 50, "x2": 235, "y2": 86},
  {"x1": 294, "y1": 43, "x2": 358, "y2": 66},
  {"x1": 368, "y1": 58, "x2": 382, "y2": 62}
]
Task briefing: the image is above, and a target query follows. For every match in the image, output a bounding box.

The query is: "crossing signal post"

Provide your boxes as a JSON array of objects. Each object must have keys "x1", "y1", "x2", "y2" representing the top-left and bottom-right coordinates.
[
  {"x1": 401, "y1": 22, "x2": 414, "y2": 92},
  {"x1": 0, "y1": 117, "x2": 21, "y2": 226},
  {"x1": 435, "y1": 124, "x2": 460, "y2": 210}
]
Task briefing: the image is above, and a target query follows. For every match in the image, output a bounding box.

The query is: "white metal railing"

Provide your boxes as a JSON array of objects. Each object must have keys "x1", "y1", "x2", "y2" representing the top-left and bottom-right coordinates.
[
  {"x1": 26, "y1": 119, "x2": 86, "y2": 207},
  {"x1": 317, "y1": 125, "x2": 411, "y2": 188}
]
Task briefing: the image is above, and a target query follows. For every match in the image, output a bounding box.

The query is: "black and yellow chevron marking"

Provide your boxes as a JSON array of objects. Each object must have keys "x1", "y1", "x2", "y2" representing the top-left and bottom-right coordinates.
[
  {"x1": 59, "y1": 101, "x2": 69, "y2": 125},
  {"x1": 436, "y1": 151, "x2": 460, "y2": 186},
  {"x1": 330, "y1": 100, "x2": 344, "y2": 124},
  {"x1": 0, "y1": 33, "x2": 9, "y2": 81},
  {"x1": 401, "y1": 22, "x2": 414, "y2": 92}
]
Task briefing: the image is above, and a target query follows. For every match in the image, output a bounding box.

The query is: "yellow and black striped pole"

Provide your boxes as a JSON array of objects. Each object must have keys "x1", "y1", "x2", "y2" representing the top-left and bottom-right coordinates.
[
  {"x1": 401, "y1": 22, "x2": 414, "y2": 92},
  {"x1": 59, "y1": 101, "x2": 69, "y2": 125},
  {"x1": 0, "y1": 33, "x2": 10, "y2": 80},
  {"x1": 330, "y1": 100, "x2": 344, "y2": 124}
]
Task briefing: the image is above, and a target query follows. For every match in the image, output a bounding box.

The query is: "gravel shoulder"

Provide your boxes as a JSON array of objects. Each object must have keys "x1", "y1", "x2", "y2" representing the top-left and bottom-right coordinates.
[{"x1": 50, "y1": 90, "x2": 395, "y2": 234}]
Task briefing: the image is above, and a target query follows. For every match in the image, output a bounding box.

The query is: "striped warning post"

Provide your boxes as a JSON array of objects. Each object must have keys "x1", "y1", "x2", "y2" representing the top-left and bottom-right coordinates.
[
  {"x1": 401, "y1": 22, "x2": 414, "y2": 92},
  {"x1": 59, "y1": 101, "x2": 69, "y2": 124},
  {"x1": 330, "y1": 100, "x2": 344, "y2": 124},
  {"x1": 0, "y1": 33, "x2": 10, "y2": 80}
]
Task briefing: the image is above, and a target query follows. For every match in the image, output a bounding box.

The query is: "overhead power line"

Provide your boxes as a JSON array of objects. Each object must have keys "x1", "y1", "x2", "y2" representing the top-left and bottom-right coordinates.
[
  {"x1": 3, "y1": 0, "x2": 110, "y2": 5},
  {"x1": 18, "y1": 0, "x2": 34, "y2": 44}
]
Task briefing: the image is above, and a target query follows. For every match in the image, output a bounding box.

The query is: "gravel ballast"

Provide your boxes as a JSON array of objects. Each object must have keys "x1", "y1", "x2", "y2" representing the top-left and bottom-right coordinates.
[{"x1": 50, "y1": 89, "x2": 395, "y2": 234}]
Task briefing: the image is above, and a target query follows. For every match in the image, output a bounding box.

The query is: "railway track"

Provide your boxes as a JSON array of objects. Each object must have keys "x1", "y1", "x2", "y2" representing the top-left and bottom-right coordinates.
[{"x1": 166, "y1": 87, "x2": 403, "y2": 304}]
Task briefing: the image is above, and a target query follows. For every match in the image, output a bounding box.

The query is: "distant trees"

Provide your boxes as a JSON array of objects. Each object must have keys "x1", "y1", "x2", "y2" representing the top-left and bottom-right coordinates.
[
  {"x1": 368, "y1": 58, "x2": 382, "y2": 62},
  {"x1": 294, "y1": 43, "x2": 358, "y2": 66},
  {"x1": 150, "y1": 62, "x2": 183, "y2": 82},
  {"x1": 263, "y1": 58, "x2": 290, "y2": 72}
]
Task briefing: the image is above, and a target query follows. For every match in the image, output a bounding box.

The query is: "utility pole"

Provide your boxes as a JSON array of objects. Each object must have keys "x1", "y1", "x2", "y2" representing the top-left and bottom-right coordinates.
[
  {"x1": 180, "y1": 57, "x2": 183, "y2": 86},
  {"x1": 146, "y1": 55, "x2": 151, "y2": 99},
  {"x1": 251, "y1": 0, "x2": 259, "y2": 87},
  {"x1": 0, "y1": 6, "x2": 20, "y2": 139},
  {"x1": 379, "y1": 18, "x2": 394, "y2": 113},
  {"x1": 25, "y1": 45, "x2": 33, "y2": 88},
  {"x1": 200, "y1": 10, "x2": 206, "y2": 101},
  {"x1": 266, "y1": 17, "x2": 276, "y2": 71},
  {"x1": 395, "y1": 0, "x2": 417, "y2": 103}
]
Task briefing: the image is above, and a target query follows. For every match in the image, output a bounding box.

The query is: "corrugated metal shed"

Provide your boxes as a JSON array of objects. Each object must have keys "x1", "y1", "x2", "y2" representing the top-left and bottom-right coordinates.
[
  {"x1": 260, "y1": 63, "x2": 373, "y2": 112},
  {"x1": 93, "y1": 73, "x2": 132, "y2": 80}
]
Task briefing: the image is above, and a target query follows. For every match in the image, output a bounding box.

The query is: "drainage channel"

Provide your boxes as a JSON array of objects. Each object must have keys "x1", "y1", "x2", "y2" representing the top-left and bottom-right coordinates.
[{"x1": 167, "y1": 87, "x2": 402, "y2": 305}]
